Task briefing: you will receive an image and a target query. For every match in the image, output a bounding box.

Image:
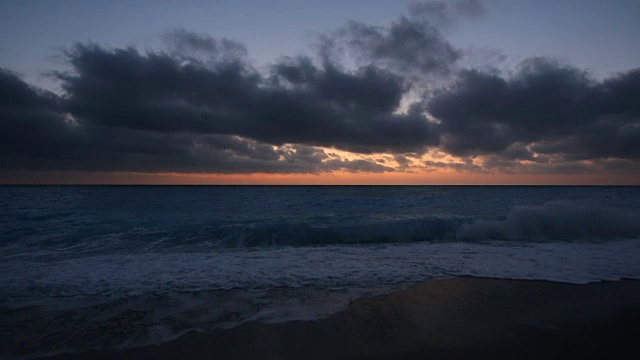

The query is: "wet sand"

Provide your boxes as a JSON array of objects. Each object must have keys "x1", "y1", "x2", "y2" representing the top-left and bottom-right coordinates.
[{"x1": 46, "y1": 277, "x2": 640, "y2": 359}]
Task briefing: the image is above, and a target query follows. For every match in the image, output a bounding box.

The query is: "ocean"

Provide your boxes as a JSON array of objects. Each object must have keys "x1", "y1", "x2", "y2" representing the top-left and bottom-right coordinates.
[{"x1": 2, "y1": 185, "x2": 640, "y2": 358}]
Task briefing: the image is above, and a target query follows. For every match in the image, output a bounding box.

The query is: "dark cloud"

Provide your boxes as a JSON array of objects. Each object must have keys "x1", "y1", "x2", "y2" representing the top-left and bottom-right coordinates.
[
  {"x1": 337, "y1": 17, "x2": 460, "y2": 75},
  {"x1": 0, "y1": 67, "x2": 394, "y2": 174},
  {"x1": 0, "y1": 68, "x2": 58, "y2": 109},
  {"x1": 58, "y1": 43, "x2": 260, "y2": 133},
  {"x1": 271, "y1": 56, "x2": 404, "y2": 113},
  {"x1": 56, "y1": 42, "x2": 438, "y2": 155},
  {"x1": 0, "y1": 69, "x2": 70, "y2": 163},
  {"x1": 428, "y1": 58, "x2": 640, "y2": 168},
  {"x1": 394, "y1": 154, "x2": 412, "y2": 169}
]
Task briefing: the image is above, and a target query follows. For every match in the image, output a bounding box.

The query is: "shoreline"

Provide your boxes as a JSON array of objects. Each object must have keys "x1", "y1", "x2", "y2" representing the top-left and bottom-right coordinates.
[{"x1": 41, "y1": 276, "x2": 640, "y2": 359}]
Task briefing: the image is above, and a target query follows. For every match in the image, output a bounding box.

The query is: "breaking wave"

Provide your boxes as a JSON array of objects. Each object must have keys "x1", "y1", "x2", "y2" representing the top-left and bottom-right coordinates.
[
  {"x1": 195, "y1": 201, "x2": 640, "y2": 247},
  {"x1": 458, "y1": 200, "x2": 640, "y2": 241}
]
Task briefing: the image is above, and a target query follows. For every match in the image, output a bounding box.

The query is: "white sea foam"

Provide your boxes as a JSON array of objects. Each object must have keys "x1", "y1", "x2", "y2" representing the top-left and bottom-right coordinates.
[{"x1": 4, "y1": 239, "x2": 640, "y2": 300}]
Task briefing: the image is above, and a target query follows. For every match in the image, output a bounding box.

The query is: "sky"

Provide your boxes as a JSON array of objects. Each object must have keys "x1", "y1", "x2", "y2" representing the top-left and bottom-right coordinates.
[{"x1": 1, "y1": 0, "x2": 639, "y2": 184}]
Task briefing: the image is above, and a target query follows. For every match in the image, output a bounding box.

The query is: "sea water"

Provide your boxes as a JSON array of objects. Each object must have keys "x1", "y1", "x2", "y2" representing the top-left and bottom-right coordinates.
[{"x1": 2, "y1": 186, "x2": 639, "y2": 357}]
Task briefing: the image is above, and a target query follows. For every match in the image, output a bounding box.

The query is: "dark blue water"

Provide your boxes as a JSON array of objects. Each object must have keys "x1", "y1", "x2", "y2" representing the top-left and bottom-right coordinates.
[
  {"x1": 2, "y1": 186, "x2": 640, "y2": 357},
  {"x1": 2, "y1": 186, "x2": 640, "y2": 255}
]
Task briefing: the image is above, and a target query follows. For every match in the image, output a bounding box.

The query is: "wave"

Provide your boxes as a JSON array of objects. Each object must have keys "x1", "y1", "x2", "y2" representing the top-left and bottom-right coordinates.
[
  {"x1": 3, "y1": 201, "x2": 639, "y2": 259},
  {"x1": 197, "y1": 200, "x2": 640, "y2": 246},
  {"x1": 204, "y1": 216, "x2": 468, "y2": 247},
  {"x1": 458, "y1": 200, "x2": 640, "y2": 241}
]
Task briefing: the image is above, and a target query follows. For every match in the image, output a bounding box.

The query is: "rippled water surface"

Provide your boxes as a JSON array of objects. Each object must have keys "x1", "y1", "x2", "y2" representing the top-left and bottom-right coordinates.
[{"x1": 2, "y1": 186, "x2": 639, "y2": 357}]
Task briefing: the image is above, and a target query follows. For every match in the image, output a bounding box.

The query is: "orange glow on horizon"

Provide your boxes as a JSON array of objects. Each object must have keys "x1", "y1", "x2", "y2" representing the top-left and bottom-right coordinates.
[{"x1": 1, "y1": 170, "x2": 638, "y2": 185}]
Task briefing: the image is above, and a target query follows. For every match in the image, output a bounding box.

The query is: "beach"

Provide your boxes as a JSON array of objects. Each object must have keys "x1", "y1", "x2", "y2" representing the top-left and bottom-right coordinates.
[
  {"x1": 44, "y1": 276, "x2": 640, "y2": 359},
  {"x1": 3, "y1": 186, "x2": 639, "y2": 359}
]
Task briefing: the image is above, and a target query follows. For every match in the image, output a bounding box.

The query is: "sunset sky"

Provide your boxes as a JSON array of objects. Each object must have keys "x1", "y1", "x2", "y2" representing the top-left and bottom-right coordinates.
[{"x1": 1, "y1": 0, "x2": 639, "y2": 184}]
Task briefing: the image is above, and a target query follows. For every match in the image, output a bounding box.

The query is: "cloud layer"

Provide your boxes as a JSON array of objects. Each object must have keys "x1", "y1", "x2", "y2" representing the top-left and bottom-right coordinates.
[
  {"x1": 1, "y1": 1, "x2": 639, "y2": 177},
  {"x1": 428, "y1": 58, "x2": 640, "y2": 172}
]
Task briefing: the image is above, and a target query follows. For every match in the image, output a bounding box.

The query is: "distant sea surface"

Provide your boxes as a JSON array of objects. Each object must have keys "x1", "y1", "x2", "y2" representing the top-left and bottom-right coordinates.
[{"x1": 2, "y1": 186, "x2": 640, "y2": 358}]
